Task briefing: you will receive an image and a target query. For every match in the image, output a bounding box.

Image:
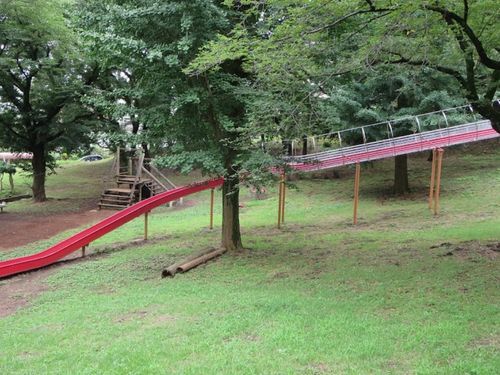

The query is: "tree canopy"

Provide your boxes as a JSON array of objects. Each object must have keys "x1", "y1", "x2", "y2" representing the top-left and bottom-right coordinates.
[{"x1": 0, "y1": 0, "x2": 108, "y2": 201}]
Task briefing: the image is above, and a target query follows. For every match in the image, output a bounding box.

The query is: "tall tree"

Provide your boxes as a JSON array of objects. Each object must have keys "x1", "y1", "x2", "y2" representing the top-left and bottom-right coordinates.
[
  {"x1": 363, "y1": 1, "x2": 500, "y2": 132},
  {"x1": 76, "y1": 0, "x2": 256, "y2": 250},
  {"x1": 208, "y1": 0, "x2": 498, "y2": 132},
  {"x1": 0, "y1": 0, "x2": 104, "y2": 201}
]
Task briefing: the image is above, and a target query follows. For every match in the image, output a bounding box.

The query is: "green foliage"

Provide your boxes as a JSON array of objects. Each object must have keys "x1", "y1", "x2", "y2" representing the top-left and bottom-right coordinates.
[
  {"x1": 75, "y1": 0, "x2": 282, "y2": 184},
  {"x1": 193, "y1": 0, "x2": 499, "y2": 142},
  {"x1": 0, "y1": 161, "x2": 16, "y2": 176},
  {"x1": 0, "y1": 0, "x2": 115, "y2": 199}
]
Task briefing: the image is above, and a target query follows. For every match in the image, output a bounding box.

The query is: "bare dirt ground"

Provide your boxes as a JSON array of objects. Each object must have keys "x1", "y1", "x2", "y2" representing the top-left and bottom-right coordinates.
[
  {"x1": 0, "y1": 268, "x2": 55, "y2": 318},
  {"x1": 0, "y1": 203, "x2": 114, "y2": 318},
  {"x1": 0, "y1": 206, "x2": 113, "y2": 251}
]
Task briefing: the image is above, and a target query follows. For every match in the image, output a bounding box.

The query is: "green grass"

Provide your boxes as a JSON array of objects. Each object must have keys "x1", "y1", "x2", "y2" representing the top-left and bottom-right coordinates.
[
  {"x1": 0, "y1": 144, "x2": 499, "y2": 374},
  {"x1": 1, "y1": 159, "x2": 112, "y2": 214}
]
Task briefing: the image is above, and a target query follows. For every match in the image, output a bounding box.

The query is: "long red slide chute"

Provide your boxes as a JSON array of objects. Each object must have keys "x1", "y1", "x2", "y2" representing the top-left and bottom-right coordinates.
[{"x1": 0, "y1": 178, "x2": 224, "y2": 279}]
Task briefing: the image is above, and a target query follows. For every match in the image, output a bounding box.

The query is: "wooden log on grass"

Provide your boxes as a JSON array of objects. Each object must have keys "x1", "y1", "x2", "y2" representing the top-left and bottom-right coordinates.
[
  {"x1": 161, "y1": 247, "x2": 225, "y2": 278},
  {"x1": 177, "y1": 248, "x2": 226, "y2": 273}
]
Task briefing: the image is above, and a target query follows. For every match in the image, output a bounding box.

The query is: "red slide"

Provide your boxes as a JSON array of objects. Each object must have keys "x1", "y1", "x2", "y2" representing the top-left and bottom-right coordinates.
[{"x1": 0, "y1": 178, "x2": 224, "y2": 279}]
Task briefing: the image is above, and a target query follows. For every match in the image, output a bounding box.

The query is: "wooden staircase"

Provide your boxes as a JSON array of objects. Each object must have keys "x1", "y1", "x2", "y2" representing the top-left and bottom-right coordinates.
[{"x1": 99, "y1": 149, "x2": 179, "y2": 210}]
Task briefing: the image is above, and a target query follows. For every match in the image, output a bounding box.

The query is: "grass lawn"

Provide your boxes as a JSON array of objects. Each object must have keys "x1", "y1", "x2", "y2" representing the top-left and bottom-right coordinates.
[
  {"x1": 0, "y1": 159, "x2": 112, "y2": 214},
  {"x1": 0, "y1": 143, "x2": 499, "y2": 374}
]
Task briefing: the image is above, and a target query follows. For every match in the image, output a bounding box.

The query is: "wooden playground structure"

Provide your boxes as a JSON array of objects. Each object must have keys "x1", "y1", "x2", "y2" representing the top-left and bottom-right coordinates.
[
  {"x1": 277, "y1": 147, "x2": 447, "y2": 228},
  {"x1": 99, "y1": 147, "x2": 180, "y2": 210},
  {"x1": 0, "y1": 102, "x2": 498, "y2": 279}
]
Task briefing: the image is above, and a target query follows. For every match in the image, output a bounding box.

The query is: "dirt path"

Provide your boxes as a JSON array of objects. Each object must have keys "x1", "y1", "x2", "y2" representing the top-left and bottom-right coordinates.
[
  {"x1": 0, "y1": 206, "x2": 114, "y2": 318},
  {"x1": 0, "y1": 268, "x2": 55, "y2": 318},
  {"x1": 0, "y1": 198, "x2": 197, "y2": 318},
  {"x1": 0, "y1": 209, "x2": 113, "y2": 251}
]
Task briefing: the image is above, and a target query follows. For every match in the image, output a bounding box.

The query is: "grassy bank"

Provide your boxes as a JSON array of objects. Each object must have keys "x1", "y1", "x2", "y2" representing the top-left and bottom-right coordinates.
[
  {"x1": 0, "y1": 144, "x2": 499, "y2": 374},
  {"x1": 0, "y1": 159, "x2": 111, "y2": 214}
]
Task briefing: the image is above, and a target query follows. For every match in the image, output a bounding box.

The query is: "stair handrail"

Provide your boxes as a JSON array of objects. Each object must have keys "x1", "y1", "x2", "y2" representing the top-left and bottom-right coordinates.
[
  {"x1": 141, "y1": 167, "x2": 168, "y2": 191},
  {"x1": 127, "y1": 150, "x2": 145, "y2": 204},
  {"x1": 101, "y1": 152, "x2": 120, "y2": 191},
  {"x1": 148, "y1": 164, "x2": 177, "y2": 190}
]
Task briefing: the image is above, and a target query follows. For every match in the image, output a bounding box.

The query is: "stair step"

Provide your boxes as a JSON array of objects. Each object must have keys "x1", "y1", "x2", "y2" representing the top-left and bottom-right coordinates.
[
  {"x1": 101, "y1": 193, "x2": 131, "y2": 198},
  {"x1": 105, "y1": 188, "x2": 133, "y2": 194},
  {"x1": 100, "y1": 198, "x2": 131, "y2": 204},
  {"x1": 101, "y1": 198, "x2": 130, "y2": 203},
  {"x1": 98, "y1": 203, "x2": 130, "y2": 210}
]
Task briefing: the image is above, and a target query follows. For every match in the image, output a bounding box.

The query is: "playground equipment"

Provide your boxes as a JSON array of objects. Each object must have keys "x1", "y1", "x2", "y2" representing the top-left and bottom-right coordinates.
[
  {"x1": 162, "y1": 247, "x2": 227, "y2": 277},
  {"x1": 276, "y1": 104, "x2": 499, "y2": 226},
  {"x1": 1, "y1": 103, "x2": 498, "y2": 278},
  {"x1": 0, "y1": 178, "x2": 223, "y2": 278},
  {"x1": 99, "y1": 147, "x2": 179, "y2": 210},
  {"x1": 0, "y1": 152, "x2": 32, "y2": 162}
]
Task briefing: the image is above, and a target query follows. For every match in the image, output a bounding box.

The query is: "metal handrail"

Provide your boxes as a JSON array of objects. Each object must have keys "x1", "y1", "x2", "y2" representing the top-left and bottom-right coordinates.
[
  {"x1": 282, "y1": 99, "x2": 498, "y2": 145},
  {"x1": 289, "y1": 120, "x2": 492, "y2": 164}
]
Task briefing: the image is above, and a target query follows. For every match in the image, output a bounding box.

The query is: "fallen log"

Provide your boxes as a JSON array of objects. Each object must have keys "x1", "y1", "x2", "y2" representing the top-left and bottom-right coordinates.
[{"x1": 162, "y1": 247, "x2": 226, "y2": 278}]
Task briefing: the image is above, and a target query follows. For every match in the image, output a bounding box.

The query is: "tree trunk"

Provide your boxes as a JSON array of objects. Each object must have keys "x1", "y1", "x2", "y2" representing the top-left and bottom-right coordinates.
[
  {"x1": 32, "y1": 144, "x2": 47, "y2": 202},
  {"x1": 302, "y1": 136, "x2": 308, "y2": 155},
  {"x1": 472, "y1": 99, "x2": 500, "y2": 134},
  {"x1": 393, "y1": 154, "x2": 409, "y2": 195},
  {"x1": 221, "y1": 164, "x2": 243, "y2": 251},
  {"x1": 8, "y1": 173, "x2": 14, "y2": 193}
]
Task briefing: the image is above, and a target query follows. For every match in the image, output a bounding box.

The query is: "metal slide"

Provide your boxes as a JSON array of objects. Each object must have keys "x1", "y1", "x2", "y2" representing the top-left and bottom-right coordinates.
[
  {"x1": 0, "y1": 178, "x2": 223, "y2": 278},
  {"x1": 1, "y1": 104, "x2": 499, "y2": 278}
]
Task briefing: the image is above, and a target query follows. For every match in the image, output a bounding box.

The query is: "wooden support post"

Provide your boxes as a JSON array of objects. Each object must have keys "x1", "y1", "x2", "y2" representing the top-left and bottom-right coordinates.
[
  {"x1": 433, "y1": 148, "x2": 444, "y2": 216},
  {"x1": 353, "y1": 163, "x2": 361, "y2": 225},
  {"x1": 116, "y1": 147, "x2": 120, "y2": 176},
  {"x1": 144, "y1": 212, "x2": 149, "y2": 240},
  {"x1": 428, "y1": 148, "x2": 437, "y2": 209},
  {"x1": 277, "y1": 176, "x2": 283, "y2": 228},
  {"x1": 82, "y1": 245, "x2": 86, "y2": 257},
  {"x1": 280, "y1": 173, "x2": 286, "y2": 225},
  {"x1": 209, "y1": 188, "x2": 215, "y2": 230}
]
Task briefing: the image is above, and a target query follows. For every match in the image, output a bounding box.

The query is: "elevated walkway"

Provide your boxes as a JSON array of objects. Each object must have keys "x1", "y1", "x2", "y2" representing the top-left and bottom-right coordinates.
[{"x1": 285, "y1": 103, "x2": 499, "y2": 171}]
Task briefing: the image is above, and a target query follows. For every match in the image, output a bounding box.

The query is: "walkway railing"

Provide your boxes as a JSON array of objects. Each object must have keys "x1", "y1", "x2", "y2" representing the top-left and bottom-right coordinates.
[{"x1": 282, "y1": 100, "x2": 498, "y2": 156}]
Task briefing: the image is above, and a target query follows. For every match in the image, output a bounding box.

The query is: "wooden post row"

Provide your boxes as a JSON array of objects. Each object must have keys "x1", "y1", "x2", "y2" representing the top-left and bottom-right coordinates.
[
  {"x1": 433, "y1": 149, "x2": 445, "y2": 216},
  {"x1": 209, "y1": 188, "x2": 215, "y2": 230},
  {"x1": 353, "y1": 163, "x2": 361, "y2": 225}
]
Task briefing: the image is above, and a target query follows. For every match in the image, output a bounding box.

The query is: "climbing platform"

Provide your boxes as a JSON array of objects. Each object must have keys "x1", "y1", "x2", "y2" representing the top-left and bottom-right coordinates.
[{"x1": 99, "y1": 149, "x2": 179, "y2": 210}]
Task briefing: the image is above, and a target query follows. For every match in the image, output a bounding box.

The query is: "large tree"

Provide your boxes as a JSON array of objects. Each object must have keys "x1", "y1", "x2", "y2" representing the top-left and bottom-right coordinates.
[
  {"x1": 76, "y1": 0, "x2": 258, "y2": 250},
  {"x1": 204, "y1": 0, "x2": 498, "y2": 133},
  {"x1": 195, "y1": 0, "x2": 498, "y2": 197},
  {"x1": 363, "y1": 1, "x2": 500, "y2": 132},
  {"x1": 0, "y1": 0, "x2": 104, "y2": 201}
]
